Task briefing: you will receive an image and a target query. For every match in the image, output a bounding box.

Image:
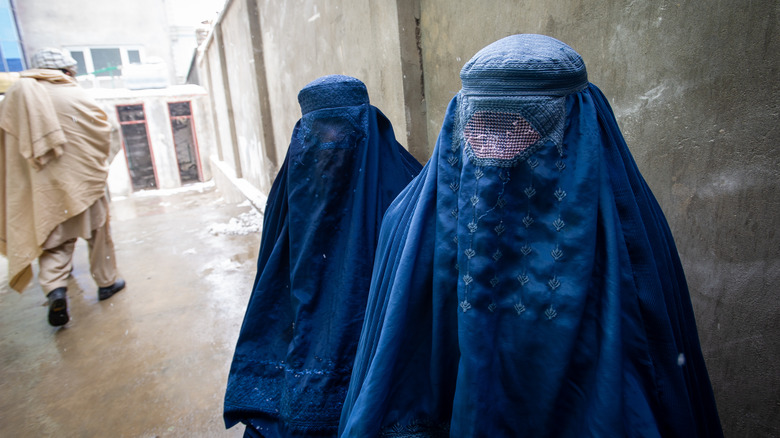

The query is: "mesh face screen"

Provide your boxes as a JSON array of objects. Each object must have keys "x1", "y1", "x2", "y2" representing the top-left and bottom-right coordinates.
[
  {"x1": 310, "y1": 116, "x2": 354, "y2": 143},
  {"x1": 464, "y1": 111, "x2": 541, "y2": 161}
]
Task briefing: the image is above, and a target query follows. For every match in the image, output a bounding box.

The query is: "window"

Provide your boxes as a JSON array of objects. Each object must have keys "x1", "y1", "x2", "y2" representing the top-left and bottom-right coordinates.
[
  {"x1": 0, "y1": 0, "x2": 24, "y2": 72},
  {"x1": 64, "y1": 46, "x2": 143, "y2": 76},
  {"x1": 90, "y1": 48, "x2": 122, "y2": 76},
  {"x1": 70, "y1": 51, "x2": 86, "y2": 76}
]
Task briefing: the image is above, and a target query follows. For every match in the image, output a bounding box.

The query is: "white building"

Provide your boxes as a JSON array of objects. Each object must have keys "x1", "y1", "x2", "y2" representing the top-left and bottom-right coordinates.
[{"x1": 11, "y1": 0, "x2": 223, "y2": 194}]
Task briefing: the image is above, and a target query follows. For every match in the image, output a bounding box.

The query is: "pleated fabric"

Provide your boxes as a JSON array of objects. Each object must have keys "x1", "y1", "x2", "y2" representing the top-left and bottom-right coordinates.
[
  {"x1": 224, "y1": 75, "x2": 422, "y2": 437},
  {"x1": 339, "y1": 35, "x2": 722, "y2": 438}
]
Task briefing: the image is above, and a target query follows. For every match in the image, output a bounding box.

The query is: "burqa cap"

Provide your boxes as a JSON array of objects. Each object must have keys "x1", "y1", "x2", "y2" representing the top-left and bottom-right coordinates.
[
  {"x1": 297, "y1": 75, "x2": 369, "y2": 115},
  {"x1": 460, "y1": 34, "x2": 588, "y2": 95}
]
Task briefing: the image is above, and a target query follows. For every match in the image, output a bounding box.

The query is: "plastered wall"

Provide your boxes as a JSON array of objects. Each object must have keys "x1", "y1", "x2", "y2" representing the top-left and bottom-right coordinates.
[
  {"x1": 221, "y1": 0, "x2": 272, "y2": 193},
  {"x1": 259, "y1": 0, "x2": 409, "y2": 161},
  {"x1": 15, "y1": 0, "x2": 176, "y2": 84},
  {"x1": 90, "y1": 86, "x2": 215, "y2": 198},
  {"x1": 198, "y1": 1, "x2": 779, "y2": 435}
]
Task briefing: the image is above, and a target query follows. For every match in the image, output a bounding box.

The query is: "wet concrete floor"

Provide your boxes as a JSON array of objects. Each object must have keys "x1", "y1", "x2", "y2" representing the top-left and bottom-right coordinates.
[{"x1": 0, "y1": 183, "x2": 262, "y2": 437}]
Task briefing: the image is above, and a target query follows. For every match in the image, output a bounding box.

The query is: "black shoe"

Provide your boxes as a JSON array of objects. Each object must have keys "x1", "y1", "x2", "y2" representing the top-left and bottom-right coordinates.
[
  {"x1": 98, "y1": 279, "x2": 126, "y2": 301},
  {"x1": 47, "y1": 288, "x2": 69, "y2": 327}
]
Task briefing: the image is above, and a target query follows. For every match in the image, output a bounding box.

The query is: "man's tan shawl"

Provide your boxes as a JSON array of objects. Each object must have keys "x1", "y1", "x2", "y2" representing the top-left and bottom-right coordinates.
[{"x1": 0, "y1": 69, "x2": 111, "y2": 292}]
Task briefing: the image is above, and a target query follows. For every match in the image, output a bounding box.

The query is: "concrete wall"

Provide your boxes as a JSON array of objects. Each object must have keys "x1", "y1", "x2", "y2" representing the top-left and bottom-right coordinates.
[
  {"x1": 221, "y1": 0, "x2": 272, "y2": 193},
  {"x1": 419, "y1": 5, "x2": 780, "y2": 435},
  {"x1": 198, "y1": 1, "x2": 779, "y2": 435},
  {"x1": 14, "y1": 0, "x2": 176, "y2": 84},
  {"x1": 257, "y1": 0, "x2": 413, "y2": 162},
  {"x1": 205, "y1": 42, "x2": 236, "y2": 174},
  {"x1": 198, "y1": 0, "x2": 429, "y2": 193}
]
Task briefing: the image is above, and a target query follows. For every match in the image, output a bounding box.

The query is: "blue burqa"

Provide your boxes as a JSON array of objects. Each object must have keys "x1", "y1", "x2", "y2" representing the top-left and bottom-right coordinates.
[
  {"x1": 224, "y1": 75, "x2": 422, "y2": 437},
  {"x1": 339, "y1": 35, "x2": 723, "y2": 437}
]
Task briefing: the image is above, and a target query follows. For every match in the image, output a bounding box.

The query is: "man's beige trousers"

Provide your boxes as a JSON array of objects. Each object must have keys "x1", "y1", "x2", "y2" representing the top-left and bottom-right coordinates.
[{"x1": 38, "y1": 196, "x2": 118, "y2": 294}]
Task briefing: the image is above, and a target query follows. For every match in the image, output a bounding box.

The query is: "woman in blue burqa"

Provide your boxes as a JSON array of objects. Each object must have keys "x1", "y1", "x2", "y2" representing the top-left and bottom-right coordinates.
[
  {"x1": 339, "y1": 35, "x2": 723, "y2": 437},
  {"x1": 224, "y1": 75, "x2": 422, "y2": 437}
]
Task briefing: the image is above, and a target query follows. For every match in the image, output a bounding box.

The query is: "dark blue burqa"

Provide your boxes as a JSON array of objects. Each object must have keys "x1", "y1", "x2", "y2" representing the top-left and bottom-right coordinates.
[
  {"x1": 224, "y1": 75, "x2": 421, "y2": 437},
  {"x1": 339, "y1": 35, "x2": 723, "y2": 437}
]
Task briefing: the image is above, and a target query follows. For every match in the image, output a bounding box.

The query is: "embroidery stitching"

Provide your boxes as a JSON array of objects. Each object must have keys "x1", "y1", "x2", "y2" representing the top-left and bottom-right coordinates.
[{"x1": 546, "y1": 147, "x2": 568, "y2": 321}]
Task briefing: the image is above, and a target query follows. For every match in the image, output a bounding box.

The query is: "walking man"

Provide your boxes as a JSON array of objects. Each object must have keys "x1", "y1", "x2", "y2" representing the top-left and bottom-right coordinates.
[{"x1": 0, "y1": 48, "x2": 125, "y2": 326}]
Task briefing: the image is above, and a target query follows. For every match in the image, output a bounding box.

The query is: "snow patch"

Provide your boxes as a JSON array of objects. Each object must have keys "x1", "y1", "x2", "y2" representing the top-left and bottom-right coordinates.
[
  {"x1": 113, "y1": 181, "x2": 216, "y2": 201},
  {"x1": 202, "y1": 258, "x2": 243, "y2": 272},
  {"x1": 207, "y1": 209, "x2": 262, "y2": 236}
]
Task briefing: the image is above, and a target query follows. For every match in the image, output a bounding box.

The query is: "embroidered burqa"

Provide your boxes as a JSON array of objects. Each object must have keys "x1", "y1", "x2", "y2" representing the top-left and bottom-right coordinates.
[
  {"x1": 224, "y1": 75, "x2": 422, "y2": 437},
  {"x1": 339, "y1": 35, "x2": 723, "y2": 437}
]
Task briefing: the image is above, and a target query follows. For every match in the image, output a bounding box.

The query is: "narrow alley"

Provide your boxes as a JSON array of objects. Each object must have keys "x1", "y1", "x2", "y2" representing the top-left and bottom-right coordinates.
[{"x1": 0, "y1": 182, "x2": 261, "y2": 436}]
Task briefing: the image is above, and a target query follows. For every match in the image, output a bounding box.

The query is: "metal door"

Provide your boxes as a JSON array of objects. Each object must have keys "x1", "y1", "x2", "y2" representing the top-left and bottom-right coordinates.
[
  {"x1": 168, "y1": 101, "x2": 203, "y2": 184},
  {"x1": 117, "y1": 104, "x2": 158, "y2": 190}
]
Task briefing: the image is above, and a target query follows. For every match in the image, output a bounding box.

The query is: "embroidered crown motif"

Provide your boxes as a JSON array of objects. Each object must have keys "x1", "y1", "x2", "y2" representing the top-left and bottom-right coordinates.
[{"x1": 516, "y1": 273, "x2": 530, "y2": 285}]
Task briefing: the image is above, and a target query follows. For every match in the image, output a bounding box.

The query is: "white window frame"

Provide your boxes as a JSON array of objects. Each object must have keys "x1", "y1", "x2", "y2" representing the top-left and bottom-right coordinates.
[{"x1": 64, "y1": 45, "x2": 145, "y2": 76}]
